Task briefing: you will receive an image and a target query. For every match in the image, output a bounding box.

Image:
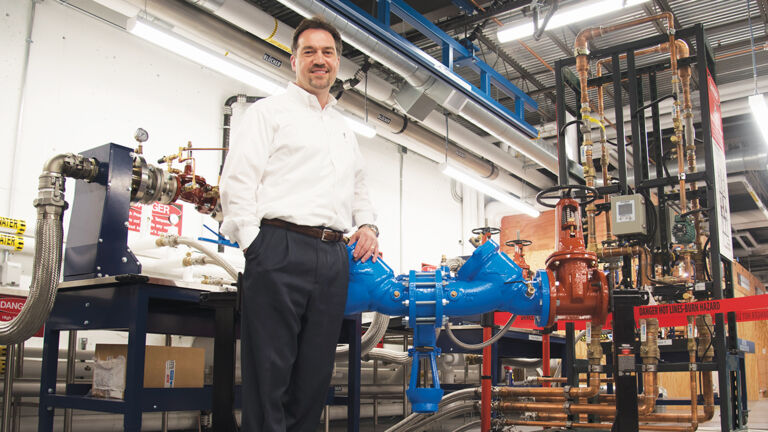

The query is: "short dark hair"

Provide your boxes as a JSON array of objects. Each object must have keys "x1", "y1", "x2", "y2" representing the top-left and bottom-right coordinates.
[{"x1": 291, "y1": 17, "x2": 343, "y2": 55}]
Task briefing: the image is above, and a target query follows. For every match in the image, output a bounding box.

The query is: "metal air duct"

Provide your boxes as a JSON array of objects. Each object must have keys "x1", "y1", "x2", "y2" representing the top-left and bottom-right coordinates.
[{"x1": 272, "y1": 0, "x2": 561, "y2": 174}]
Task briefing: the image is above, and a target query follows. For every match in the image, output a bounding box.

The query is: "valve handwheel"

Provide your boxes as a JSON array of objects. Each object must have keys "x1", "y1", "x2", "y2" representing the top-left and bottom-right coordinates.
[
  {"x1": 505, "y1": 239, "x2": 532, "y2": 247},
  {"x1": 471, "y1": 227, "x2": 500, "y2": 236},
  {"x1": 535, "y1": 184, "x2": 599, "y2": 208}
]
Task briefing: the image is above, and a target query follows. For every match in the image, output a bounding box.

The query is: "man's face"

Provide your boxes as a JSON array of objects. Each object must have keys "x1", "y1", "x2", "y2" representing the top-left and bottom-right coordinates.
[{"x1": 291, "y1": 28, "x2": 340, "y2": 96}]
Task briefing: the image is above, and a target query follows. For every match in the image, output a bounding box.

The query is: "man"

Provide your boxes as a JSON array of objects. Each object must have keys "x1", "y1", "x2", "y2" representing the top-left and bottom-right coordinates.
[{"x1": 220, "y1": 17, "x2": 379, "y2": 432}]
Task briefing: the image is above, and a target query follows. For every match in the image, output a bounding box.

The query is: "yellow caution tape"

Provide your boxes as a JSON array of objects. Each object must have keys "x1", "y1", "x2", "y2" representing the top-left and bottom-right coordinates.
[
  {"x1": 582, "y1": 114, "x2": 606, "y2": 133},
  {"x1": 266, "y1": 18, "x2": 292, "y2": 53},
  {"x1": 0, "y1": 217, "x2": 26, "y2": 235},
  {"x1": 0, "y1": 234, "x2": 24, "y2": 252}
]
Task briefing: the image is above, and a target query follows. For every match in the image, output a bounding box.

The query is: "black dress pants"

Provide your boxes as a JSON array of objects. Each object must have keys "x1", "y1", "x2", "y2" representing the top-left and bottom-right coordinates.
[{"x1": 240, "y1": 224, "x2": 349, "y2": 432}]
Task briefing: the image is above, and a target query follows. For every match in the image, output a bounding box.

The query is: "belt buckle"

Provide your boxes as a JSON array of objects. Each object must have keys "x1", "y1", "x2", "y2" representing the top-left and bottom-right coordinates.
[{"x1": 320, "y1": 229, "x2": 335, "y2": 242}]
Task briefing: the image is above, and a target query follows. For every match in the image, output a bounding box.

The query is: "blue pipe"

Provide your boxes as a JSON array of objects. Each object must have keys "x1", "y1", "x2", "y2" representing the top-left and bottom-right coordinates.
[
  {"x1": 346, "y1": 239, "x2": 550, "y2": 324},
  {"x1": 345, "y1": 239, "x2": 551, "y2": 412}
]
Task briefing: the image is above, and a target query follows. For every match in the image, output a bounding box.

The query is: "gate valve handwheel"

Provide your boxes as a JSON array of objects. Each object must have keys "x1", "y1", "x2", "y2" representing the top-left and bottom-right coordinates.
[
  {"x1": 505, "y1": 239, "x2": 533, "y2": 279},
  {"x1": 471, "y1": 227, "x2": 500, "y2": 236},
  {"x1": 505, "y1": 239, "x2": 532, "y2": 248},
  {"x1": 471, "y1": 227, "x2": 500, "y2": 245},
  {"x1": 535, "y1": 184, "x2": 599, "y2": 208}
]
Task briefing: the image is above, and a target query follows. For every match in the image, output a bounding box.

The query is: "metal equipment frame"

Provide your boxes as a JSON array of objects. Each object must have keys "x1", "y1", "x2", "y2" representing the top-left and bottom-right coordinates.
[
  {"x1": 37, "y1": 277, "x2": 364, "y2": 432},
  {"x1": 553, "y1": 23, "x2": 747, "y2": 432}
]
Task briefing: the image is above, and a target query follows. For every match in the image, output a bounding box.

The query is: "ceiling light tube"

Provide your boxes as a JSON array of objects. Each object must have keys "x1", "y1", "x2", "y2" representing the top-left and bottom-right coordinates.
[
  {"x1": 440, "y1": 163, "x2": 540, "y2": 218},
  {"x1": 344, "y1": 115, "x2": 377, "y2": 138},
  {"x1": 127, "y1": 17, "x2": 285, "y2": 95},
  {"x1": 750, "y1": 94, "x2": 768, "y2": 146},
  {"x1": 497, "y1": 0, "x2": 651, "y2": 43}
]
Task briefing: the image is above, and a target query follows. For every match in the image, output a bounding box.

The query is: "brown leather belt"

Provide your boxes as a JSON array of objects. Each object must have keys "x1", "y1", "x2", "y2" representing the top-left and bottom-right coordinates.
[{"x1": 261, "y1": 218, "x2": 344, "y2": 242}]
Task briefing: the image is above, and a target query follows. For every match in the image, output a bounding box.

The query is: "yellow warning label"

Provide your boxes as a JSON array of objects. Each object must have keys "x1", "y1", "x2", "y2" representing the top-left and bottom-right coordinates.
[
  {"x1": 0, "y1": 217, "x2": 26, "y2": 235},
  {"x1": 0, "y1": 234, "x2": 24, "y2": 251}
]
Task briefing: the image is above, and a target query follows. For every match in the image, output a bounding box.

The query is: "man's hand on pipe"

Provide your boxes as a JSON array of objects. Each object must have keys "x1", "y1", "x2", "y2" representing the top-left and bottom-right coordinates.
[{"x1": 349, "y1": 227, "x2": 379, "y2": 263}]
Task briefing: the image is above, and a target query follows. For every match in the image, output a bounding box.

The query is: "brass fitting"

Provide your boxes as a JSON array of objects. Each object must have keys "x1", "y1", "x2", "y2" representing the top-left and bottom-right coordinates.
[
  {"x1": 587, "y1": 323, "x2": 604, "y2": 365},
  {"x1": 640, "y1": 318, "x2": 660, "y2": 363}
]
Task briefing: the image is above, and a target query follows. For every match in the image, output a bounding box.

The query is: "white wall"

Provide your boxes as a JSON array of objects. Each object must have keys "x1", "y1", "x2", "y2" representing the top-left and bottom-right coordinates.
[{"x1": 1, "y1": 0, "x2": 470, "y2": 279}]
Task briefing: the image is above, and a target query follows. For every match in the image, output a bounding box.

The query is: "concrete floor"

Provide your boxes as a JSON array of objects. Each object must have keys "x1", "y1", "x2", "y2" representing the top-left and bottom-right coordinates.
[{"x1": 324, "y1": 399, "x2": 768, "y2": 431}]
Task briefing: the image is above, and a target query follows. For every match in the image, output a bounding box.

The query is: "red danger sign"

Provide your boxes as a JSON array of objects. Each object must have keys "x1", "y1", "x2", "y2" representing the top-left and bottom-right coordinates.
[
  {"x1": 634, "y1": 295, "x2": 768, "y2": 327},
  {"x1": 0, "y1": 296, "x2": 43, "y2": 337}
]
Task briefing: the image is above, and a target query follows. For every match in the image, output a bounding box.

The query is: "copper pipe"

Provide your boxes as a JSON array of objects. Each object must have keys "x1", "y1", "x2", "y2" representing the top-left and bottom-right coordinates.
[
  {"x1": 598, "y1": 245, "x2": 655, "y2": 287},
  {"x1": 575, "y1": 14, "x2": 675, "y2": 255},
  {"x1": 519, "y1": 40, "x2": 554, "y2": 71},
  {"x1": 716, "y1": 42, "x2": 768, "y2": 60},
  {"x1": 500, "y1": 373, "x2": 657, "y2": 415},
  {"x1": 506, "y1": 420, "x2": 693, "y2": 432},
  {"x1": 686, "y1": 316, "x2": 699, "y2": 431},
  {"x1": 533, "y1": 377, "x2": 614, "y2": 383},
  {"x1": 496, "y1": 372, "x2": 601, "y2": 398}
]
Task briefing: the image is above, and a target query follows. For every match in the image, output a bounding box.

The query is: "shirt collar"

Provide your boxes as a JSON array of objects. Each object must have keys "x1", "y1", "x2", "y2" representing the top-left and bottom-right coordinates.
[{"x1": 287, "y1": 82, "x2": 337, "y2": 110}]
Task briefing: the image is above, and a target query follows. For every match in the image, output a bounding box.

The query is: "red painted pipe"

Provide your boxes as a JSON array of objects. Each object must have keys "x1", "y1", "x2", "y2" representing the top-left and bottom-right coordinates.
[
  {"x1": 542, "y1": 333, "x2": 550, "y2": 388},
  {"x1": 481, "y1": 326, "x2": 492, "y2": 432}
]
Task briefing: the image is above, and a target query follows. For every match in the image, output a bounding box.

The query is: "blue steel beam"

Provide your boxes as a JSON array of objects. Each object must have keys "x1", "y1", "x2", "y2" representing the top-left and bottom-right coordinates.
[{"x1": 322, "y1": 0, "x2": 539, "y2": 137}]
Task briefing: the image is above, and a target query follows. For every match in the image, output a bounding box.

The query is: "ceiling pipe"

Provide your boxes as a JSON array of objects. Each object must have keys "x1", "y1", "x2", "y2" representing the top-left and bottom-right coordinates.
[
  {"x1": 95, "y1": 0, "x2": 551, "y2": 200},
  {"x1": 624, "y1": 149, "x2": 768, "y2": 185},
  {"x1": 197, "y1": 0, "x2": 553, "y2": 187},
  {"x1": 183, "y1": 0, "x2": 395, "y2": 103},
  {"x1": 182, "y1": 0, "x2": 555, "y2": 187},
  {"x1": 272, "y1": 0, "x2": 561, "y2": 175}
]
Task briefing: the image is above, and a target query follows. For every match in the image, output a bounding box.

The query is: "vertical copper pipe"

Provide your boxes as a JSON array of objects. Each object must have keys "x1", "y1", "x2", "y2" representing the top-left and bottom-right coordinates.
[
  {"x1": 574, "y1": 13, "x2": 675, "y2": 253},
  {"x1": 688, "y1": 316, "x2": 699, "y2": 430}
]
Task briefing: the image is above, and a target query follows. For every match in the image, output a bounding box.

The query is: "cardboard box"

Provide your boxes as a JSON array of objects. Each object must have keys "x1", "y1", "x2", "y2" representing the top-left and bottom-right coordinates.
[{"x1": 92, "y1": 344, "x2": 205, "y2": 399}]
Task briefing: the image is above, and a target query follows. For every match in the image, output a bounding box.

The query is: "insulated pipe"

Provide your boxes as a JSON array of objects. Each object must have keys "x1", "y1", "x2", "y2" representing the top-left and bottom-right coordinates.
[
  {"x1": 108, "y1": 0, "x2": 551, "y2": 196},
  {"x1": 183, "y1": 0, "x2": 394, "y2": 102},
  {"x1": 273, "y1": 0, "x2": 561, "y2": 174},
  {"x1": 0, "y1": 154, "x2": 97, "y2": 344},
  {"x1": 155, "y1": 235, "x2": 238, "y2": 280}
]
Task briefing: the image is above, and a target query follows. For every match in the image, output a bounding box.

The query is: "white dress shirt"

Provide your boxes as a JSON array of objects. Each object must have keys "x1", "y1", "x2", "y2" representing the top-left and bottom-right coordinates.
[{"x1": 220, "y1": 83, "x2": 376, "y2": 251}]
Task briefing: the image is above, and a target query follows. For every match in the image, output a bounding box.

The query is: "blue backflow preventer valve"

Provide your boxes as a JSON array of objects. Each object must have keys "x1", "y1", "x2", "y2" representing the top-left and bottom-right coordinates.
[{"x1": 345, "y1": 239, "x2": 553, "y2": 413}]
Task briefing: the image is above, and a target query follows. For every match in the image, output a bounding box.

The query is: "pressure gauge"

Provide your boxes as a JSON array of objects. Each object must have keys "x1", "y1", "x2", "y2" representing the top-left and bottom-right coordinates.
[{"x1": 134, "y1": 128, "x2": 149, "y2": 143}]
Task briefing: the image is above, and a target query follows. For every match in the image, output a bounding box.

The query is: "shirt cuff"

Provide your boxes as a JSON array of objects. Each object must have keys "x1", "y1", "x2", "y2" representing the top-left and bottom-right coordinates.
[
  {"x1": 238, "y1": 225, "x2": 261, "y2": 252},
  {"x1": 353, "y1": 211, "x2": 376, "y2": 228}
]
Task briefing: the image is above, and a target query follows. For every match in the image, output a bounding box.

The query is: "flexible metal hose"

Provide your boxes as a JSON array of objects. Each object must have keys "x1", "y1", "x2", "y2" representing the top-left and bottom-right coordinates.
[
  {"x1": 0, "y1": 154, "x2": 97, "y2": 344},
  {"x1": 335, "y1": 312, "x2": 390, "y2": 360},
  {"x1": 362, "y1": 347, "x2": 410, "y2": 364},
  {"x1": 450, "y1": 419, "x2": 480, "y2": 432},
  {"x1": 0, "y1": 218, "x2": 62, "y2": 344},
  {"x1": 385, "y1": 387, "x2": 480, "y2": 432},
  {"x1": 443, "y1": 315, "x2": 517, "y2": 350},
  {"x1": 400, "y1": 401, "x2": 480, "y2": 432}
]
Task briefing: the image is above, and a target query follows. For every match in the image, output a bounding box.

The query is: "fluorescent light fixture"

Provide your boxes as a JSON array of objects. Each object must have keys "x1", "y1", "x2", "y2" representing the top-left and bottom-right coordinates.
[
  {"x1": 127, "y1": 17, "x2": 285, "y2": 95},
  {"x1": 344, "y1": 115, "x2": 377, "y2": 138},
  {"x1": 749, "y1": 94, "x2": 768, "y2": 146},
  {"x1": 497, "y1": 0, "x2": 650, "y2": 43},
  {"x1": 440, "y1": 163, "x2": 540, "y2": 218}
]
